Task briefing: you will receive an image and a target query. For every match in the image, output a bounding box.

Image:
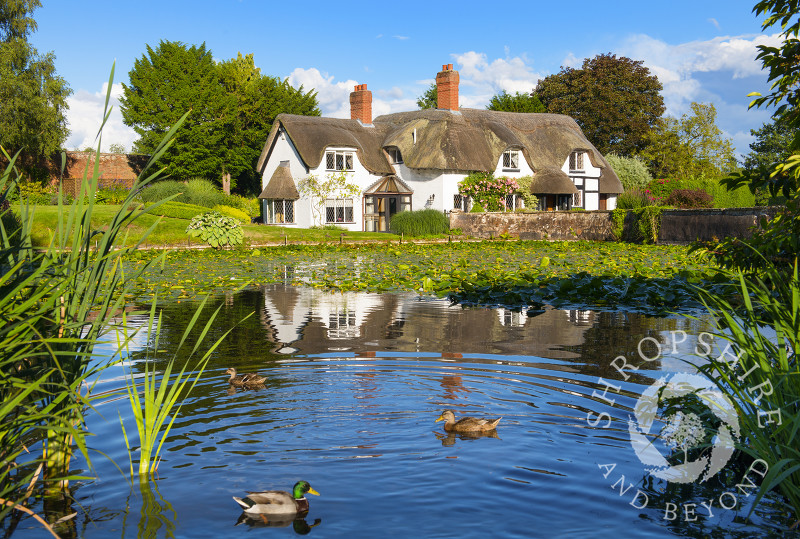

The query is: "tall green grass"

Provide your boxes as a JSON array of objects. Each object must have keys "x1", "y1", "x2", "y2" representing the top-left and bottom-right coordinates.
[
  {"x1": 689, "y1": 257, "x2": 800, "y2": 517},
  {"x1": 389, "y1": 209, "x2": 449, "y2": 236},
  {"x1": 118, "y1": 297, "x2": 247, "y2": 477},
  {"x1": 0, "y1": 64, "x2": 209, "y2": 534}
]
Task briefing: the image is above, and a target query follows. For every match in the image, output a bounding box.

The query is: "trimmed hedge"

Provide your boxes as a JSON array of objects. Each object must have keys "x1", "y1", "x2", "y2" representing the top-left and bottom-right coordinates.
[
  {"x1": 389, "y1": 209, "x2": 450, "y2": 236},
  {"x1": 213, "y1": 204, "x2": 250, "y2": 223},
  {"x1": 144, "y1": 201, "x2": 208, "y2": 220}
]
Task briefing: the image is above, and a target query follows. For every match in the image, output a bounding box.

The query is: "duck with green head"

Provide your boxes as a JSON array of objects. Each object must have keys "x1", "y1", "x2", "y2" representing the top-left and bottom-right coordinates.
[{"x1": 233, "y1": 481, "x2": 319, "y2": 515}]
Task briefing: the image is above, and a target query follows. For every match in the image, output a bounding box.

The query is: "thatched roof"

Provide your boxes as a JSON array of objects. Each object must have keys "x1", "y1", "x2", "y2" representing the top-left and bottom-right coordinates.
[
  {"x1": 257, "y1": 116, "x2": 394, "y2": 175},
  {"x1": 257, "y1": 108, "x2": 623, "y2": 194},
  {"x1": 529, "y1": 168, "x2": 579, "y2": 195},
  {"x1": 258, "y1": 161, "x2": 299, "y2": 200}
]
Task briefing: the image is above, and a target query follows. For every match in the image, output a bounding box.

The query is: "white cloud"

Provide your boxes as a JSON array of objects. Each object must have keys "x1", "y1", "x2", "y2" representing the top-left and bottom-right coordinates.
[
  {"x1": 450, "y1": 51, "x2": 544, "y2": 107},
  {"x1": 620, "y1": 32, "x2": 781, "y2": 116},
  {"x1": 288, "y1": 67, "x2": 358, "y2": 118},
  {"x1": 709, "y1": 18, "x2": 720, "y2": 30},
  {"x1": 65, "y1": 82, "x2": 137, "y2": 152}
]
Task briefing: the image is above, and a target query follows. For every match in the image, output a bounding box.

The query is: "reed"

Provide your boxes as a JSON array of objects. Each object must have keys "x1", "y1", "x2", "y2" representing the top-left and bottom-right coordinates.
[
  {"x1": 0, "y1": 62, "x2": 190, "y2": 533},
  {"x1": 689, "y1": 257, "x2": 800, "y2": 517},
  {"x1": 389, "y1": 209, "x2": 450, "y2": 236},
  {"x1": 117, "y1": 297, "x2": 246, "y2": 477}
]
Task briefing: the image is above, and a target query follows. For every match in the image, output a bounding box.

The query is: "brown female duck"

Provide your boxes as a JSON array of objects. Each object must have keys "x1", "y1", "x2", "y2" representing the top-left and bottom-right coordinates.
[
  {"x1": 226, "y1": 367, "x2": 267, "y2": 387},
  {"x1": 435, "y1": 409, "x2": 501, "y2": 433}
]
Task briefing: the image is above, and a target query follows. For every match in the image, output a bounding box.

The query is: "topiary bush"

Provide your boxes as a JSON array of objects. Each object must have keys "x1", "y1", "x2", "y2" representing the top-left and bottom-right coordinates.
[
  {"x1": 186, "y1": 211, "x2": 243, "y2": 248},
  {"x1": 605, "y1": 154, "x2": 653, "y2": 191},
  {"x1": 665, "y1": 189, "x2": 714, "y2": 208},
  {"x1": 389, "y1": 209, "x2": 449, "y2": 236}
]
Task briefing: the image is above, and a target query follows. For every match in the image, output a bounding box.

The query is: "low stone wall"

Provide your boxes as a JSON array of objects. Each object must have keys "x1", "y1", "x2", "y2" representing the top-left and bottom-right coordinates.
[
  {"x1": 449, "y1": 210, "x2": 617, "y2": 241},
  {"x1": 449, "y1": 207, "x2": 779, "y2": 243},
  {"x1": 657, "y1": 207, "x2": 778, "y2": 243}
]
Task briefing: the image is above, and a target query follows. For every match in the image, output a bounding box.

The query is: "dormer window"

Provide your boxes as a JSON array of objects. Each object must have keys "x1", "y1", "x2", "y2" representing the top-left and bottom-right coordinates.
[
  {"x1": 326, "y1": 150, "x2": 354, "y2": 171},
  {"x1": 387, "y1": 148, "x2": 403, "y2": 165},
  {"x1": 569, "y1": 151, "x2": 585, "y2": 172},
  {"x1": 502, "y1": 150, "x2": 520, "y2": 171}
]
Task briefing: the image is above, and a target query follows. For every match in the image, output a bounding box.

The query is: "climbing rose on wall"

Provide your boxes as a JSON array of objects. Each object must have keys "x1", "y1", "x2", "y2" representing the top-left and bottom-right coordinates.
[{"x1": 458, "y1": 173, "x2": 519, "y2": 211}]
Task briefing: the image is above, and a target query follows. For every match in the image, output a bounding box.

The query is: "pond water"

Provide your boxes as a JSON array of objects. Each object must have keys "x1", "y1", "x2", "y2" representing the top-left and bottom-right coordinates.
[{"x1": 20, "y1": 285, "x2": 793, "y2": 538}]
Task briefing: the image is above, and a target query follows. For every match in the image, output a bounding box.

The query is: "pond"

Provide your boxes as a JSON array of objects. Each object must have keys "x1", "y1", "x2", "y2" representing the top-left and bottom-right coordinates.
[{"x1": 20, "y1": 285, "x2": 793, "y2": 538}]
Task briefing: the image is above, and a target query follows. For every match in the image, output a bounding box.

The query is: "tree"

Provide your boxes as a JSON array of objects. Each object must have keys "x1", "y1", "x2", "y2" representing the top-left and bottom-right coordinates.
[
  {"x1": 720, "y1": 1, "x2": 800, "y2": 198},
  {"x1": 416, "y1": 83, "x2": 437, "y2": 110},
  {"x1": 0, "y1": 0, "x2": 71, "y2": 181},
  {"x1": 217, "y1": 52, "x2": 319, "y2": 194},
  {"x1": 534, "y1": 54, "x2": 665, "y2": 157},
  {"x1": 639, "y1": 102, "x2": 737, "y2": 179},
  {"x1": 108, "y1": 143, "x2": 126, "y2": 154},
  {"x1": 604, "y1": 154, "x2": 652, "y2": 191},
  {"x1": 741, "y1": 119, "x2": 798, "y2": 173},
  {"x1": 120, "y1": 41, "x2": 228, "y2": 181},
  {"x1": 297, "y1": 172, "x2": 360, "y2": 227},
  {"x1": 121, "y1": 44, "x2": 319, "y2": 193},
  {"x1": 487, "y1": 90, "x2": 544, "y2": 113}
]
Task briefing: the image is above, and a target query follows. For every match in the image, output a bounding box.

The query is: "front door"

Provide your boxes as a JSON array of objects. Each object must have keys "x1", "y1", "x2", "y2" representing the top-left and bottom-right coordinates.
[{"x1": 364, "y1": 194, "x2": 410, "y2": 232}]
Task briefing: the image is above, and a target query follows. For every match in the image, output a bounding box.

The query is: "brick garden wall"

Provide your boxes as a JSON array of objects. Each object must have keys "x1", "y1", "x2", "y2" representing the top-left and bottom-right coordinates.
[{"x1": 57, "y1": 152, "x2": 148, "y2": 198}]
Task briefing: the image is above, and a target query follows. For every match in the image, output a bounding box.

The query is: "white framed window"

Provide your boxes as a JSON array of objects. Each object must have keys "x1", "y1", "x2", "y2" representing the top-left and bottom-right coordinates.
[
  {"x1": 502, "y1": 150, "x2": 520, "y2": 171},
  {"x1": 325, "y1": 150, "x2": 354, "y2": 171},
  {"x1": 573, "y1": 190, "x2": 583, "y2": 208},
  {"x1": 504, "y1": 194, "x2": 522, "y2": 211},
  {"x1": 453, "y1": 194, "x2": 471, "y2": 211},
  {"x1": 264, "y1": 199, "x2": 294, "y2": 224},
  {"x1": 386, "y1": 148, "x2": 403, "y2": 164},
  {"x1": 569, "y1": 151, "x2": 585, "y2": 171},
  {"x1": 325, "y1": 198, "x2": 354, "y2": 223}
]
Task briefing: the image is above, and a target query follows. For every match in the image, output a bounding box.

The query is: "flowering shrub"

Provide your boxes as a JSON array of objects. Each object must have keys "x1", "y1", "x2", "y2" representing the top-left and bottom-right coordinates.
[
  {"x1": 186, "y1": 211, "x2": 243, "y2": 249},
  {"x1": 458, "y1": 173, "x2": 519, "y2": 211},
  {"x1": 665, "y1": 189, "x2": 714, "y2": 209}
]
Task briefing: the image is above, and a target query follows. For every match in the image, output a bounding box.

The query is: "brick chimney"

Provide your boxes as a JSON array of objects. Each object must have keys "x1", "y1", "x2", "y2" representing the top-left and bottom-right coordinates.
[
  {"x1": 350, "y1": 83, "x2": 372, "y2": 125},
  {"x1": 436, "y1": 64, "x2": 459, "y2": 111}
]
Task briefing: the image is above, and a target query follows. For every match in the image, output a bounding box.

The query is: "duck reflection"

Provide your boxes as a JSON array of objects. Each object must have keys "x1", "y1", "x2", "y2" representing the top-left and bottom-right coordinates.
[
  {"x1": 235, "y1": 513, "x2": 322, "y2": 534},
  {"x1": 435, "y1": 429, "x2": 501, "y2": 446}
]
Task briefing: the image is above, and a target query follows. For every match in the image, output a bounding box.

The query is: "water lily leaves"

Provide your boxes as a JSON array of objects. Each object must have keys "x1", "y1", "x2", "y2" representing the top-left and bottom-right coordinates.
[{"x1": 119, "y1": 240, "x2": 722, "y2": 314}]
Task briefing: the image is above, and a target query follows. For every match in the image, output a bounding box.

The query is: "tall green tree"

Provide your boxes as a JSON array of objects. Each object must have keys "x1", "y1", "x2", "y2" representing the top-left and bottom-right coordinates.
[
  {"x1": 487, "y1": 90, "x2": 544, "y2": 113},
  {"x1": 120, "y1": 41, "x2": 228, "y2": 181},
  {"x1": 639, "y1": 102, "x2": 737, "y2": 179},
  {"x1": 0, "y1": 0, "x2": 71, "y2": 181},
  {"x1": 121, "y1": 43, "x2": 319, "y2": 192},
  {"x1": 217, "y1": 52, "x2": 318, "y2": 193},
  {"x1": 416, "y1": 83, "x2": 437, "y2": 110},
  {"x1": 741, "y1": 119, "x2": 798, "y2": 172},
  {"x1": 720, "y1": 0, "x2": 800, "y2": 197},
  {"x1": 534, "y1": 54, "x2": 664, "y2": 157}
]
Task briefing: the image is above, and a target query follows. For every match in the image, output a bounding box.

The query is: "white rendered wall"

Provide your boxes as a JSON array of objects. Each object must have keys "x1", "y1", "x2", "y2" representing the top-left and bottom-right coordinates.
[{"x1": 561, "y1": 151, "x2": 602, "y2": 210}]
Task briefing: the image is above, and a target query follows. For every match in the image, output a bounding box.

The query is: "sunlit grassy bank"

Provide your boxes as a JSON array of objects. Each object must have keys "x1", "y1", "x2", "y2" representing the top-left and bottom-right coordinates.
[{"x1": 21, "y1": 204, "x2": 397, "y2": 247}]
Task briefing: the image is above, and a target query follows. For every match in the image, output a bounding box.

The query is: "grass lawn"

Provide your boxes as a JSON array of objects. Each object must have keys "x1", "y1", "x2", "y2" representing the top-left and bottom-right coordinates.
[{"x1": 20, "y1": 204, "x2": 398, "y2": 247}]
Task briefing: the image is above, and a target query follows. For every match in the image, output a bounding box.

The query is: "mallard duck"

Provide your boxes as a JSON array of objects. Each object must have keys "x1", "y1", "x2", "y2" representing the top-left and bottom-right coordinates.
[
  {"x1": 226, "y1": 367, "x2": 266, "y2": 387},
  {"x1": 233, "y1": 481, "x2": 319, "y2": 515},
  {"x1": 435, "y1": 409, "x2": 501, "y2": 433}
]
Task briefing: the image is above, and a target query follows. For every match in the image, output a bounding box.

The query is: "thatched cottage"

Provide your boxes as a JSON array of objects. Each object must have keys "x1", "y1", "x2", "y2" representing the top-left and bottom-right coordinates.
[{"x1": 256, "y1": 64, "x2": 622, "y2": 231}]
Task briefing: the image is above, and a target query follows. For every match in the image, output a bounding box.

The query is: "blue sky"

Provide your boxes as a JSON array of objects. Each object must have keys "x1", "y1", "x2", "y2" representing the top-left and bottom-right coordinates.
[{"x1": 30, "y1": 0, "x2": 778, "y2": 158}]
